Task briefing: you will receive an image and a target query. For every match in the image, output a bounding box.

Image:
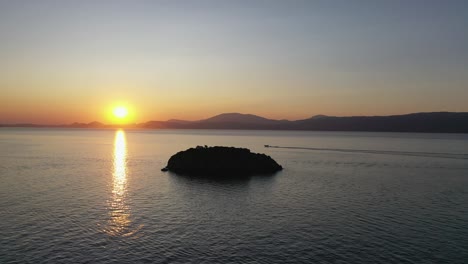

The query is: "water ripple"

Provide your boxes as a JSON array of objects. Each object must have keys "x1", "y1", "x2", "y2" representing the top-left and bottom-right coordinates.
[{"x1": 1, "y1": 130, "x2": 467, "y2": 263}]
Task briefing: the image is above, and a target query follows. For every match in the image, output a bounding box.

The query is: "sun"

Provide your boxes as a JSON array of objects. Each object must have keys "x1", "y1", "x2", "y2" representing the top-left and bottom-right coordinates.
[{"x1": 113, "y1": 106, "x2": 128, "y2": 119}]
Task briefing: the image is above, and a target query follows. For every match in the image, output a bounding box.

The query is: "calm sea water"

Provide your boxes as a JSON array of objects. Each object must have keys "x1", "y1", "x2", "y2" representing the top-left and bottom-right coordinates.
[{"x1": 1, "y1": 128, "x2": 467, "y2": 264}]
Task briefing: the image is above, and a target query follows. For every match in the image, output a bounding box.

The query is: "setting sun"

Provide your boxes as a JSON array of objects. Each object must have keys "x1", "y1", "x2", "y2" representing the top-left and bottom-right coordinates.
[{"x1": 113, "y1": 106, "x2": 128, "y2": 119}]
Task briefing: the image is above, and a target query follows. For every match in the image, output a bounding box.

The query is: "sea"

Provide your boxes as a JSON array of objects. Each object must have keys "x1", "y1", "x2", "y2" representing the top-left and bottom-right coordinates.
[{"x1": 0, "y1": 128, "x2": 467, "y2": 264}]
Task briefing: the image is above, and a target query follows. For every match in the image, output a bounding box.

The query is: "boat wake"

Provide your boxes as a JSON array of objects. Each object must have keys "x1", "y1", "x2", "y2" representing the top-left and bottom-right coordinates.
[{"x1": 265, "y1": 145, "x2": 468, "y2": 160}]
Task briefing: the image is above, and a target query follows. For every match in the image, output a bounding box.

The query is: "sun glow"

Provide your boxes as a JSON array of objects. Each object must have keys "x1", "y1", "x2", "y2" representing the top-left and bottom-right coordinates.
[
  {"x1": 109, "y1": 105, "x2": 132, "y2": 124},
  {"x1": 113, "y1": 106, "x2": 128, "y2": 119}
]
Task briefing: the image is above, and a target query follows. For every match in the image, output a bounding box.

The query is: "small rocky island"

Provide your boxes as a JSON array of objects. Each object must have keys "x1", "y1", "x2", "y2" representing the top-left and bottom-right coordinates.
[{"x1": 162, "y1": 146, "x2": 283, "y2": 176}]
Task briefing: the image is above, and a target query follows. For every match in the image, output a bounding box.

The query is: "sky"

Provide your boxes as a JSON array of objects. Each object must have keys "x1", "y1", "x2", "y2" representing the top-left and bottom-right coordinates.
[{"x1": 1, "y1": 0, "x2": 467, "y2": 124}]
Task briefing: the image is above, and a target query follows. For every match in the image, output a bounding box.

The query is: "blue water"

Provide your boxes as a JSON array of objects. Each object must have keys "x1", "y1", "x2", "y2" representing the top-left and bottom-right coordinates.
[{"x1": 1, "y1": 128, "x2": 467, "y2": 263}]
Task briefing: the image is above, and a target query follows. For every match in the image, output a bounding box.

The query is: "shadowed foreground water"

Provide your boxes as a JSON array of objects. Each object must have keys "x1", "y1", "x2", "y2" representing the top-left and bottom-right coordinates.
[{"x1": 0, "y1": 128, "x2": 467, "y2": 263}]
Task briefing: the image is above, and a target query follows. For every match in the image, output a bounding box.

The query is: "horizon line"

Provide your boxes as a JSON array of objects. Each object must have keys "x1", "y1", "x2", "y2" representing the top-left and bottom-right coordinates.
[{"x1": 0, "y1": 111, "x2": 465, "y2": 126}]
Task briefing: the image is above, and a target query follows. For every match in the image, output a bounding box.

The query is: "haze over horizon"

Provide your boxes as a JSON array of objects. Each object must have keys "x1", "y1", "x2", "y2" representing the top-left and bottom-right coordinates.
[
  {"x1": 1, "y1": 1, "x2": 468, "y2": 124},
  {"x1": 2, "y1": 111, "x2": 468, "y2": 126}
]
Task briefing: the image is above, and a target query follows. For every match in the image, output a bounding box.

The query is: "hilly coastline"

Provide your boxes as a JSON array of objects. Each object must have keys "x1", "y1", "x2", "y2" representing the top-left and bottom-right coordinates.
[{"x1": 2, "y1": 112, "x2": 468, "y2": 133}]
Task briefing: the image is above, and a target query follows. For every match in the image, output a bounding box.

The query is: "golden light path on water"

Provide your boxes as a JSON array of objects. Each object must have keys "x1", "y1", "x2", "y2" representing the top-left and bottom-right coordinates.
[
  {"x1": 105, "y1": 130, "x2": 142, "y2": 237},
  {"x1": 113, "y1": 130, "x2": 127, "y2": 197}
]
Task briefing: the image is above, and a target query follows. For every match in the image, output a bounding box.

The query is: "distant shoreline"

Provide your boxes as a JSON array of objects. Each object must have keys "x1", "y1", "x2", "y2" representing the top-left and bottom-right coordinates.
[
  {"x1": 1, "y1": 127, "x2": 468, "y2": 135},
  {"x1": 2, "y1": 112, "x2": 468, "y2": 134}
]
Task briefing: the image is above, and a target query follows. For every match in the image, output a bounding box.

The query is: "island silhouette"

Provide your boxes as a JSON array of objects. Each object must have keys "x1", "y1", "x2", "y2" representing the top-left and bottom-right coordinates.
[
  {"x1": 162, "y1": 146, "x2": 283, "y2": 176},
  {"x1": 2, "y1": 112, "x2": 468, "y2": 133}
]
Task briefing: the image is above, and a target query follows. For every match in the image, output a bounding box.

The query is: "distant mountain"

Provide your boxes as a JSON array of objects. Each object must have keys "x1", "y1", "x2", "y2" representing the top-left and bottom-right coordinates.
[
  {"x1": 136, "y1": 112, "x2": 468, "y2": 133},
  {"x1": 166, "y1": 119, "x2": 192, "y2": 124},
  {"x1": 307, "y1": 114, "x2": 329, "y2": 120},
  {"x1": 2, "y1": 112, "x2": 468, "y2": 133},
  {"x1": 67, "y1": 121, "x2": 105, "y2": 128},
  {"x1": 139, "y1": 120, "x2": 170, "y2": 129},
  {"x1": 291, "y1": 112, "x2": 468, "y2": 133},
  {"x1": 199, "y1": 113, "x2": 279, "y2": 124}
]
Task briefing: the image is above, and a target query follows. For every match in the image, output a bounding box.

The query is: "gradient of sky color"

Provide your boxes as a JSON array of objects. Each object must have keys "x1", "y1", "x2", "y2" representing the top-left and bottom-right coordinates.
[{"x1": 1, "y1": 0, "x2": 467, "y2": 124}]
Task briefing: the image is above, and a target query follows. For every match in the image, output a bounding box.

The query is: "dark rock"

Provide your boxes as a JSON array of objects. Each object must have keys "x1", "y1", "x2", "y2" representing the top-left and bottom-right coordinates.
[{"x1": 162, "y1": 146, "x2": 283, "y2": 176}]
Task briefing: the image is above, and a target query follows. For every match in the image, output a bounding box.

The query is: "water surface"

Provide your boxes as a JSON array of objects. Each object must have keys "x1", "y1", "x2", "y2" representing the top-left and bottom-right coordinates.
[{"x1": 1, "y1": 128, "x2": 467, "y2": 263}]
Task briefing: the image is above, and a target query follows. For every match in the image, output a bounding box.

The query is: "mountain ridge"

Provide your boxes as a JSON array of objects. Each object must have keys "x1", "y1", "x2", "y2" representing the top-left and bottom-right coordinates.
[{"x1": 1, "y1": 112, "x2": 468, "y2": 133}]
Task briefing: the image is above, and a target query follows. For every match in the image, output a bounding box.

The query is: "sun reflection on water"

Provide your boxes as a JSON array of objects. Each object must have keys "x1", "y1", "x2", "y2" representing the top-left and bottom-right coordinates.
[
  {"x1": 104, "y1": 130, "x2": 142, "y2": 237},
  {"x1": 113, "y1": 130, "x2": 127, "y2": 197}
]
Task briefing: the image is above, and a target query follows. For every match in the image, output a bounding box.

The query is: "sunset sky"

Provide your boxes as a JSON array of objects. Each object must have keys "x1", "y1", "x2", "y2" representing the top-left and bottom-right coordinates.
[{"x1": 1, "y1": 1, "x2": 467, "y2": 124}]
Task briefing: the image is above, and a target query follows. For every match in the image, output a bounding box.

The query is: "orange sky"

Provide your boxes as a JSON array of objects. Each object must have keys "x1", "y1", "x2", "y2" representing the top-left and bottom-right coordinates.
[{"x1": 1, "y1": 1, "x2": 467, "y2": 124}]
